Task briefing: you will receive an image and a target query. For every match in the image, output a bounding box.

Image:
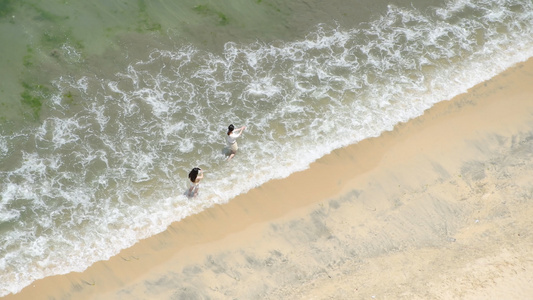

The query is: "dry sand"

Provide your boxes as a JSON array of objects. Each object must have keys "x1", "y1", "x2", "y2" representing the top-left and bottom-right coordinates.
[{"x1": 5, "y1": 59, "x2": 533, "y2": 300}]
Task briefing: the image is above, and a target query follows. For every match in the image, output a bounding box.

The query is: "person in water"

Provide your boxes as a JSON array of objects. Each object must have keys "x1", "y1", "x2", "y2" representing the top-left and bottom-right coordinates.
[
  {"x1": 188, "y1": 167, "x2": 203, "y2": 197},
  {"x1": 226, "y1": 124, "x2": 246, "y2": 161}
]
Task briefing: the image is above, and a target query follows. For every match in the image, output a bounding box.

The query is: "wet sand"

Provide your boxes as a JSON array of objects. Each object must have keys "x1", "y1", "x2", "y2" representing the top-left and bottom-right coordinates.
[{"x1": 5, "y1": 58, "x2": 533, "y2": 300}]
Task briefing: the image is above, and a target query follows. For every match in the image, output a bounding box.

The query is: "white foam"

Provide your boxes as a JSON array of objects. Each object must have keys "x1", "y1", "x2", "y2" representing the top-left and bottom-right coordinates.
[
  {"x1": 0, "y1": 135, "x2": 7, "y2": 157},
  {"x1": 60, "y1": 44, "x2": 83, "y2": 63},
  {"x1": 0, "y1": 208, "x2": 19, "y2": 223},
  {"x1": 2, "y1": 0, "x2": 533, "y2": 297}
]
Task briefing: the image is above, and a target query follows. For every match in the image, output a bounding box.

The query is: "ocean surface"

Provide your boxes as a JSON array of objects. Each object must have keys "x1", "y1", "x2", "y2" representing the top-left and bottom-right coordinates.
[{"x1": 1, "y1": 0, "x2": 532, "y2": 296}]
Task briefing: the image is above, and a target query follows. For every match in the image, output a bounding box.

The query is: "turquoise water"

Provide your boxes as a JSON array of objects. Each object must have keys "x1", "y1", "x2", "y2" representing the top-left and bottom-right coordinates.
[{"x1": 1, "y1": 0, "x2": 533, "y2": 296}]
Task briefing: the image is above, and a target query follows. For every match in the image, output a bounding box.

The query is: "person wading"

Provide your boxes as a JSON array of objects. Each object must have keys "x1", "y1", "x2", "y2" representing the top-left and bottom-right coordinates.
[
  {"x1": 226, "y1": 124, "x2": 246, "y2": 161},
  {"x1": 187, "y1": 167, "x2": 203, "y2": 197}
]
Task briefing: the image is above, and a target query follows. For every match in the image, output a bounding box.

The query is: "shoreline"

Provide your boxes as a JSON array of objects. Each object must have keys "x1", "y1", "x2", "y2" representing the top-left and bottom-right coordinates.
[{"x1": 5, "y1": 58, "x2": 533, "y2": 299}]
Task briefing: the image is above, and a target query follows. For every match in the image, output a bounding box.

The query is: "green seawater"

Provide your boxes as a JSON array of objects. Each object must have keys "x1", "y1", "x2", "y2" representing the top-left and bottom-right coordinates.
[{"x1": 0, "y1": 0, "x2": 443, "y2": 128}]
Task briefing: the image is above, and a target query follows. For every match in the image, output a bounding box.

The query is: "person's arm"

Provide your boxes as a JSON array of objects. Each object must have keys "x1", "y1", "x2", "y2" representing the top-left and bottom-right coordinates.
[
  {"x1": 197, "y1": 171, "x2": 204, "y2": 180},
  {"x1": 232, "y1": 126, "x2": 246, "y2": 138}
]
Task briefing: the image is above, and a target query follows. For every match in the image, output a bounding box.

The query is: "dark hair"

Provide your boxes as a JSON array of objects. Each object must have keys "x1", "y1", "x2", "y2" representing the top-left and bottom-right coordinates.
[
  {"x1": 227, "y1": 124, "x2": 234, "y2": 135},
  {"x1": 188, "y1": 167, "x2": 201, "y2": 182}
]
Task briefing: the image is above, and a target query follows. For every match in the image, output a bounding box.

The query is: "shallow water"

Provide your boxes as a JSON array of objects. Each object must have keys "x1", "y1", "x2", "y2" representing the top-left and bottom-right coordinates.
[{"x1": 1, "y1": 0, "x2": 532, "y2": 296}]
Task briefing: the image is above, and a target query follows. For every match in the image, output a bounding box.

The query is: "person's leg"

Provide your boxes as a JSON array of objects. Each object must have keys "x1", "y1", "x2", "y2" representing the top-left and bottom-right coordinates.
[{"x1": 227, "y1": 143, "x2": 238, "y2": 161}]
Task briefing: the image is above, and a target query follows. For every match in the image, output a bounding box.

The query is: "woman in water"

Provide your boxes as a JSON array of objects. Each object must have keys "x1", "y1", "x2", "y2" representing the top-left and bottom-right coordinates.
[
  {"x1": 188, "y1": 167, "x2": 204, "y2": 197},
  {"x1": 226, "y1": 124, "x2": 246, "y2": 161}
]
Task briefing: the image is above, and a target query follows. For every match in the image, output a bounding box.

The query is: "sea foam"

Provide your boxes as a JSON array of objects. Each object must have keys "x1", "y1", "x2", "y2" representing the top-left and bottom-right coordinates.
[{"x1": 1, "y1": 0, "x2": 533, "y2": 296}]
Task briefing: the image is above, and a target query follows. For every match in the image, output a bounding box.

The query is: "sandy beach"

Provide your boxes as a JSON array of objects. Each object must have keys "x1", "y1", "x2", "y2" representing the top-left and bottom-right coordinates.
[{"x1": 5, "y1": 58, "x2": 533, "y2": 299}]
